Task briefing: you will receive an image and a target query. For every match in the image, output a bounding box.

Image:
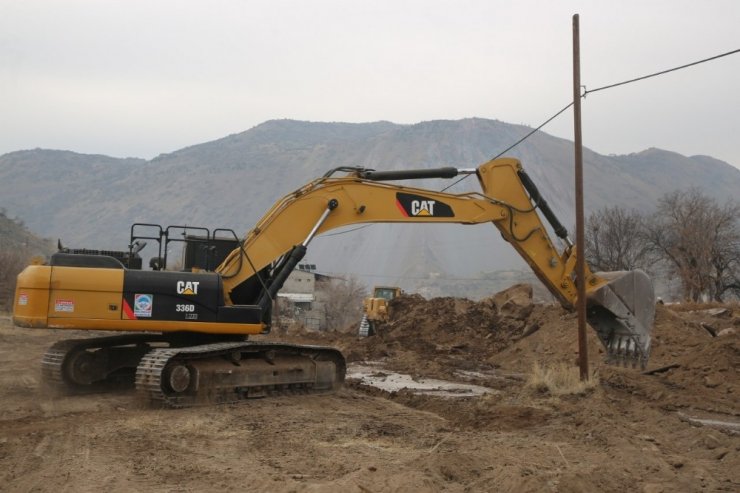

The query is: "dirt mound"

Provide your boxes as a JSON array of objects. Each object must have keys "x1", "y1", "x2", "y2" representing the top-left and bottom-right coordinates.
[
  {"x1": 383, "y1": 294, "x2": 510, "y2": 349},
  {"x1": 353, "y1": 287, "x2": 538, "y2": 378},
  {"x1": 600, "y1": 305, "x2": 739, "y2": 415},
  {"x1": 285, "y1": 288, "x2": 738, "y2": 394},
  {"x1": 324, "y1": 288, "x2": 739, "y2": 436}
]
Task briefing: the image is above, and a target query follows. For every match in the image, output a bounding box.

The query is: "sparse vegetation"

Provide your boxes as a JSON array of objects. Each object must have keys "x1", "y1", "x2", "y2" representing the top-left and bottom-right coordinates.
[
  {"x1": 525, "y1": 362, "x2": 599, "y2": 396},
  {"x1": 0, "y1": 211, "x2": 53, "y2": 311},
  {"x1": 320, "y1": 276, "x2": 367, "y2": 332},
  {"x1": 0, "y1": 250, "x2": 32, "y2": 311},
  {"x1": 585, "y1": 189, "x2": 740, "y2": 302},
  {"x1": 645, "y1": 189, "x2": 740, "y2": 301},
  {"x1": 584, "y1": 206, "x2": 652, "y2": 272}
]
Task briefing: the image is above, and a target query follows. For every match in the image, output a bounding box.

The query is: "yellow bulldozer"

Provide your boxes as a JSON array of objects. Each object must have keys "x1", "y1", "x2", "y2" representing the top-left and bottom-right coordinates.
[{"x1": 359, "y1": 286, "x2": 403, "y2": 337}]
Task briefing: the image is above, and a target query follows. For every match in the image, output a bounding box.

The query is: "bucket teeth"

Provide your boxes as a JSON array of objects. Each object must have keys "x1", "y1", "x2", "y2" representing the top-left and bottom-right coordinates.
[{"x1": 606, "y1": 334, "x2": 648, "y2": 369}]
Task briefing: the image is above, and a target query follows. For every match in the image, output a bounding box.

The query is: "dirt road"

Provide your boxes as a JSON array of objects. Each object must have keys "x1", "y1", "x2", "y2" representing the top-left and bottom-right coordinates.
[{"x1": 0, "y1": 297, "x2": 738, "y2": 492}]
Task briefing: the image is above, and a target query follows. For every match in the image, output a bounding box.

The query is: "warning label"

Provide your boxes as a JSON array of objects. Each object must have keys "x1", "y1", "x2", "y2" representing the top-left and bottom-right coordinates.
[{"x1": 54, "y1": 299, "x2": 74, "y2": 313}]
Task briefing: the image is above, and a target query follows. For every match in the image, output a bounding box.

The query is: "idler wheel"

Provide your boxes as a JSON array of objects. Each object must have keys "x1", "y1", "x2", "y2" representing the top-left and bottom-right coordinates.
[
  {"x1": 66, "y1": 350, "x2": 97, "y2": 385},
  {"x1": 166, "y1": 364, "x2": 192, "y2": 393}
]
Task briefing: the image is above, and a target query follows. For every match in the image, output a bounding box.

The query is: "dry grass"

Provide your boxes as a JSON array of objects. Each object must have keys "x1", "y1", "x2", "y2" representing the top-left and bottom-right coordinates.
[
  {"x1": 525, "y1": 362, "x2": 599, "y2": 396},
  {"x1": 0, "y1": 250, "x2": 33, "y2": 311}
]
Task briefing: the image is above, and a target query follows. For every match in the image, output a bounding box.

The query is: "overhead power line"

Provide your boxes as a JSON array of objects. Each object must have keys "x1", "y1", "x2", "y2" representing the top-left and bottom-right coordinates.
[
  {"x1": 322, "y1": 224, "x2": 373, "y2": 237},
  {"x1": 510, "y1": 47, "x2": 740, "y2": 158},
  {"x1": 583, "y1": 47, "x2": 740, "y2": 96},
  {"x1": 323, "y1": 47, "x2": 740, "y2": 236},
  {"x1": 317, "y1": 270, "x2": 527, "y2": 282},
  {"x1": 442, "y1": 47, "x2": 740, "y2": 191}
]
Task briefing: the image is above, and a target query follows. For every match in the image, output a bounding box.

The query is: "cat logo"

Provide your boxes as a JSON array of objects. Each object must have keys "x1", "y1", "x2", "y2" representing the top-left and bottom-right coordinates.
[
  {"x1": 411, "y1": 200, "x2": 435, "y2": 216},
  {"x1": 176, "y1": 281, "x2": 200, "y2": 295},
  {"x1": 395, "y1": 192, "x2": 454, "y2": 218}
]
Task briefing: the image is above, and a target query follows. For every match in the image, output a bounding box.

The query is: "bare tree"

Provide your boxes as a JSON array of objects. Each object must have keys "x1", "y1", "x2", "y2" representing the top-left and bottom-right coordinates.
[
  {"x1": 708, "y1": 202, "x2": 740, "y2": 301},
  {"x1": 584, "y1": 206, "x2": 652, "y2": 272},
  {"x1": 644, "y1": 189, "x2": 739, "y2": 302},
  {"x1": 321, "y1": 276, "x2": 367, "y2": 332}
]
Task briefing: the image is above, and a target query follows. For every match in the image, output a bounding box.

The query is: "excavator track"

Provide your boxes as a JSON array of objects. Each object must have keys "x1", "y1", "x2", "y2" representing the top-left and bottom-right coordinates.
[
  {"x1": 40, "y1": 335, "x2": 345, "y2": 406},
  {"x1": 41, "y1": 334, "x2": 164, "y2": 393},
  {"x1": 40, "y1": 340, "x2": 74, "y2": 389},
  {"x1": 135, "y1": 342, "x2": 346, "y2": 408}
]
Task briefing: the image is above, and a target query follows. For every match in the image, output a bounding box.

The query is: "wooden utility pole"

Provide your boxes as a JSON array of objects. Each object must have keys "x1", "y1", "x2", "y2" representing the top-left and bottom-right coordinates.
[{"x1": 572, "y1": 14, "x2": 589, "y2": 381}]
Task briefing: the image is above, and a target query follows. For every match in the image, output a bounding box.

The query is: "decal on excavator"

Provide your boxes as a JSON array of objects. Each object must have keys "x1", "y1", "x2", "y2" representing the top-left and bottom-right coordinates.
[
  {"x1": 176, "y1": 281, "x2": 200, "y2": 295},
  {"x1": 122, "y1": 299, "x2": 136, "y2": 320},
  {"x1": 133, "y1": 294, "x2": 153, "y2": 318},
  {"x1": 395, "y1": 192, "x2": 454, "y2": 218}
]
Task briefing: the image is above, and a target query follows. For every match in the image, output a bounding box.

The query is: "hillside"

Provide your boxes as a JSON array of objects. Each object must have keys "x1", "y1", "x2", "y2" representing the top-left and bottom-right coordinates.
[
  {"x1": 0, "y1": 211, "x2": 54, "y2": 310},
  {"x1": 1, "y1": 118, "x2": 738, "y2": 292},
  {"x1": 0, "y1": 211, "x2": 53, "y2": 255}
]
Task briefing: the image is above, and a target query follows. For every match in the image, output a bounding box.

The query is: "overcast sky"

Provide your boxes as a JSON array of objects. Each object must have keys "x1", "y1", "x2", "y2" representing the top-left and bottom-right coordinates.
[{"x1": 2, "y1": 0, "x2": 738, "y2": 168}]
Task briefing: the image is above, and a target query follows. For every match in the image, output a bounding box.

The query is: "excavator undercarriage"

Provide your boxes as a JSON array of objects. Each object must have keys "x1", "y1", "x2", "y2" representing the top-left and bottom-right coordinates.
[{"x1": 42, "y1": 334, "x2": 345, "y2": 407}]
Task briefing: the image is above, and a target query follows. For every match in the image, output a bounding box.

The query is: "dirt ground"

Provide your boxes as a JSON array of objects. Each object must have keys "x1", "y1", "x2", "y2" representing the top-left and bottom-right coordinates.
[{"x1": 0, "y1": 289, "x2": 738, "y2": 492}]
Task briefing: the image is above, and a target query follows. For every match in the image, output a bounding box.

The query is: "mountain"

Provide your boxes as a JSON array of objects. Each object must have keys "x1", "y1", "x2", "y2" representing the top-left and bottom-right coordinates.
[{"x1": 1, "y1": 118, "x2": 738, "y2": 292}]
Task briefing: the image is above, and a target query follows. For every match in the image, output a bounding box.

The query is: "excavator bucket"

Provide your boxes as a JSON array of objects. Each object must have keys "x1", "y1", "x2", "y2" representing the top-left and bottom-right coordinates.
[{"x1": 586, "y1": 269, "x2": 655, "y2": 369}]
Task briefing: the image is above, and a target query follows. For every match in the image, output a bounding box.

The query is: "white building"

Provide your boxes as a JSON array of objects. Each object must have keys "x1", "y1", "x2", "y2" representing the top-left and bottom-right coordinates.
[{"x1": 276, "y1": 264, "x2": 333, "y2": 330}]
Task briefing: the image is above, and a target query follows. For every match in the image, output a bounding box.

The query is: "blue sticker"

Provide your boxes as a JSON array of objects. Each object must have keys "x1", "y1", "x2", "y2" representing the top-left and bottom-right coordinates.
[{"x1": 134, "y1": 294, "x2": 153, "y2": 318}]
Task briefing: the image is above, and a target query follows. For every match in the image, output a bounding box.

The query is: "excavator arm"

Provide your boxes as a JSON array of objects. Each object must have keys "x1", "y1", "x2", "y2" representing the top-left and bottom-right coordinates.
[{"x1": 217, "y1": 157, "x2": 654, "y2": 366}]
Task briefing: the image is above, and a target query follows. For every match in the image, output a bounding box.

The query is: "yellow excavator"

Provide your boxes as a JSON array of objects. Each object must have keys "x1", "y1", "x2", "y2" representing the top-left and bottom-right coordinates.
[{"x1": 13, "y1": 157, "x2": 654, "y2": 407}]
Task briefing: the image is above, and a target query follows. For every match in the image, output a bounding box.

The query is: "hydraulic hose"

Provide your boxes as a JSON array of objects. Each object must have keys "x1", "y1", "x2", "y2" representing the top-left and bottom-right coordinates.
[{"x1": 517, "y1": 170, "x2": 569, "y2": 241}]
